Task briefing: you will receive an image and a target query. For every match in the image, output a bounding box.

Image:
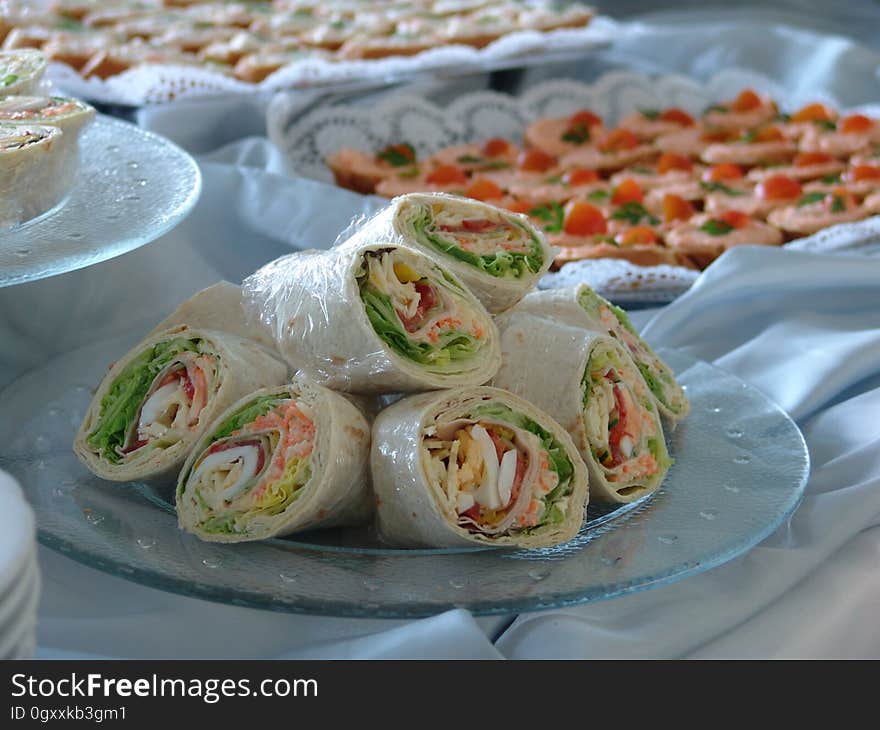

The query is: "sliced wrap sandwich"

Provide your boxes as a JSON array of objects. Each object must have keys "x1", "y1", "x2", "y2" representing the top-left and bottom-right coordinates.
[
  {"x1": 345, "y1": 193, "x2": 553, "y2": 313},
  {"x1": 0, "y1": 123, "x2": 70, "y2": 226},
  {"x1": 492, "y1": 312, "x2": 671, "y2": 503},
  {"x1": 371, "y1": 386, "x2": 589, "y2": 548},
  {"x1": 0, "y1": 95, "x2": 95, "y2": 176},
  {"x1": 514, "y1": 284, "x2": 689, "y2": 421},
  {"x1": 74, "y1": 326, "x2": 288, "y2": 482},
  {"x1": 176, "y1": 378, "x2": 372, "y2": 543},
  {"x1": 242, "y1": 243, "x2": 500, "y2": 394},
  {"x1": 148, "y1": 281, "x2": 278, "y2": 352},
  {"x1": 0, "y1": 50, "x2": 47, "y2": 96}
]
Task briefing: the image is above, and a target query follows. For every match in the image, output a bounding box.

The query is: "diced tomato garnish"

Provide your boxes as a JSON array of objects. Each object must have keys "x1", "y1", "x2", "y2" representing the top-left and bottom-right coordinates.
[
  {"x1": 847, "y1": 164, "x2": 880, "y2": 182},
  {"x1": 426, "y1": 164, "x2": 467, "y2": 185},
  {"x1": 662, "y1": 193, "x2": 695, "y2": 223},
  {"x1": 656, "y1": 152, "x2": 693, "y2": 174},
  {"x1": 840, "y1": 114, "x2": 875, "y2": 134},
  {"x1": 757, "y1": 174, "x2": 802, "y2": 200},
  {"x1": 563, "y1": 201, "x2": 607, "y2": 235},
  {"x1": 569, "y1": 109, "x2": 602, "y2": 128},
  {"x1": 481, "y1": 137, "x2": 512, "y2": 157},
  {"x1": 616, "y1": 225, "x2": 658, "y2": 246},
  {"x1": 750, "y1": 125, "x2": 784, "y2": 143},
  {"x1": 564, "y1": 167, "x2": 600, "y2": 186},
  {"x1": 701, "y1": 128, "x2": 736, "y2": 143},
  {"x1": 791, "y1": 103, "x2": 835, "y2": 123},
  {"x1": 503, "y1": 199, "x2": 534, "y2": 214},
  {"x1": 659, "y1": 108, "x2": 695, "y2": 127},
  {"x1": 794, "y1": 151, "x2": 833, "y2": 166},
  {"x1": 465, "y1": 177, "x2": 503, "y2": 201},
  {"x1": 731, "y1": 89, "x2": 763, "y2": 112},
  {"x1": 718, "y1": 210, "x2": 751, "y2": 228},
  {"x1": 518, "y1": 148, "x2": 557, "y2": 172},
  {"x1": 397, "y1": 281, "x2": 437, "y2": 333},
  {"x1": 598, "y1": 128, "x2": 640, "y2": 152},
  {"x1": 704, "y1": 163, "x2": 744, "y2": 182},
  {"x1": 611, "y1": 178, "x2": 643, "y2": 205},
  {"x1": 182, "y1": 375, "x2": 195, "y2": 400}
]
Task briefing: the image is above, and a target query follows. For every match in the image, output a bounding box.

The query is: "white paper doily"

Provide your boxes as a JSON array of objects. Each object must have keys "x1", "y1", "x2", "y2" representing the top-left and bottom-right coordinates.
[
  {"x1": 271, "y1": 68, "x2": 880, "y2": 302},
  {"x1": 46, "y1": 18, "x2": 617, "y2": 107}
]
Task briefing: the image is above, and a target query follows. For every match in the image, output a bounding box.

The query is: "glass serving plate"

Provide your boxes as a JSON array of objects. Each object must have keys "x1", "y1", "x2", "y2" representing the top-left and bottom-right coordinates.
[
  {"x1": 0, "y1": 116, "x2": 201, "y2": 288},
  {"x1": 0, "y1": 336, "x2": 809, "y2": 618}
]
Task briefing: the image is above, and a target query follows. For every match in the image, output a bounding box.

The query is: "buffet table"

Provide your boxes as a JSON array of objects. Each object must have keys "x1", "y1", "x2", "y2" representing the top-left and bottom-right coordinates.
[{"x1": 3, "y1": 13, "x2": 880, "y2": 659}]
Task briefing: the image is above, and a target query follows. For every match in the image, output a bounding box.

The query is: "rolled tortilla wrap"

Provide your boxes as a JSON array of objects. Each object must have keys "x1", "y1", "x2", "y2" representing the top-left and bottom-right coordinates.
[
  {"x1": 73, "y1": 325, "x2": 288, "y2": 482},
  {"x1": 149, "y1": 281, "x2": 278, "y2": 352},
  {"x1": 176, "y1": 377, "x2": 372, "y2": 543},
  {"x1": 0, "y1": 95, "x2": 95, "y2": 139},
  {"x1": 372, "y1": 386, "x2": 589, "y2": 548},
  {"x1": 514, "y1": 284, "x2": 689, "y2": 420},
  {"x1": 0, "y1": 95, "x2": 95, "y2": 183},
  {"x1": 242, "y1": 243, "x2": 501, "y2": 394},
  {"x1": 0, "y1": 123, "x2": 71, "y2": 226},
  {"x1": 492, "y1": 312, "x2": 671, "y2": 503},
  {"x1": 0, "y1": 50, "x2": 47, "y2": 96},
  {"x1": 345, "y1": 193, "x2": 553, "y2": 313}
]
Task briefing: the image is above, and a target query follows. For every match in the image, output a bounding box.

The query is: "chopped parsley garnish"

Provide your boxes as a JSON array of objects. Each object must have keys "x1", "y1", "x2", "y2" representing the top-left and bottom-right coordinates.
[
  {"x1": 640, "y1": 109, "x2": 660, "y2": 120},
  {"x1": 699, "y1": 219, "x2": 735, "y2": 236},
  {"x1": 561, "y1": 124, "x2": 591, "y2": 145},
  {"x1": 610, "y1": 201, "x2": 659, "y2": 225},
  {"x1": 815, "y1": 119, "x2": 838, "y2": 131},
  {"x1": 797, "y1": 192, "x2": 827, "y2": 207},
  {"x1": 699, "y1": 180, "x2": 745, "y2": 196},
  {"x1": 455, "y1": 155, "x2": 509, "y2": 170},
  {"x1": 775, "y1": 112, "x2": 792, "y2": 122},
  {"x1": 587, "y1": 189, "x2": 610, "y2": 202},
  {"x1": 377, "y1": 143, "x2": 416, "y2": 167},
  {"x1": 830, "y1": 195, "x2": 846, "y2": 213},
  {"x1": 704, "y1": 103, "x2": 729, "y2": 114},
  {"x1": 821, "y1": 174, "x2": 842, "y2": 184},
  {"x1": 529, "y1": 202, "x2": 565, "y2": 233},
  {"x1": 544, "y1": 175, "x2": 563, "y2": 184}
]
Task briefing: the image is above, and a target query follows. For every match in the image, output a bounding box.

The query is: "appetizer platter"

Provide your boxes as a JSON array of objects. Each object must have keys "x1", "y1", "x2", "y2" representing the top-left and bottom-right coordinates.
[
  {"x1": 0, "y1": 50, "x2": 201, "y2": 287},
  {"x1": 271, "y1": 70, "x2": 880, "y2": 301},
  {"x1": 0, "y1": 0, "x2": 613, "y2": 105},
  {"x1": 0, "y1": 193, "x2": 808, "y2": 616}
]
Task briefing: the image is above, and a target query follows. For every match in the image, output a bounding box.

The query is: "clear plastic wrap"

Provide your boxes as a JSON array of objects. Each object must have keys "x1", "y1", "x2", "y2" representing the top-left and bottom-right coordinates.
[
  {"x1": 0, "y1": 124, "x2": 72, "y2": 227},
  {"x1": 176, "y1": 376, "x2": 373, "y2": 543},
  {"x1": 341, "y1": 193, "x2": 555, "y2": 313},
  {"x1": 491, "y1": 311, "x2": 671, "y2": 503},
  {"x1": 73, "y1": 325, "x2": 289, "y2": 483},
  {"x1": 371, "y1": 386, "x2": 589, "y2": 548},
  {"x1": 514, "y1": 284, "x2": 690, "y2": 420},
  {"x1": 241, "y1": 240, "x2": 501, "y2": 394}
]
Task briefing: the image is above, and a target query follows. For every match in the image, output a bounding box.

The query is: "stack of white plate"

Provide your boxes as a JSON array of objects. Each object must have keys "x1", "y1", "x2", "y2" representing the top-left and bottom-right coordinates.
[{"x1": 0, "y1": 469, "x2": 39, "y2": 659}]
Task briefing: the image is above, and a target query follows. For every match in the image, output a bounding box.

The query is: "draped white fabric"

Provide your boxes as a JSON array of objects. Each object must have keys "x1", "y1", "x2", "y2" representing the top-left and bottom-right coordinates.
[{"x1": 5, "y1": 16, "x2": 880, "y2": 659}]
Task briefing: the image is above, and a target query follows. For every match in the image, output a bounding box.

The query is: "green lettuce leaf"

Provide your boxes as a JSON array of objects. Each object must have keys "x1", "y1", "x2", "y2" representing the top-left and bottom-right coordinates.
[
  {"x1": 412, "y1": 210, "x2": 543, "y2": 280},
  {"x1": 87, "y1": 337, "x2": 203, "y2": 463}
]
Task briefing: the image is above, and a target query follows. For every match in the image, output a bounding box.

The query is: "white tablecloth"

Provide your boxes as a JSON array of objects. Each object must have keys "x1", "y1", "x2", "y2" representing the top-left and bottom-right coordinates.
[{"x1": 4, "y1": 16, "x2": 880, "y2": 659}]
